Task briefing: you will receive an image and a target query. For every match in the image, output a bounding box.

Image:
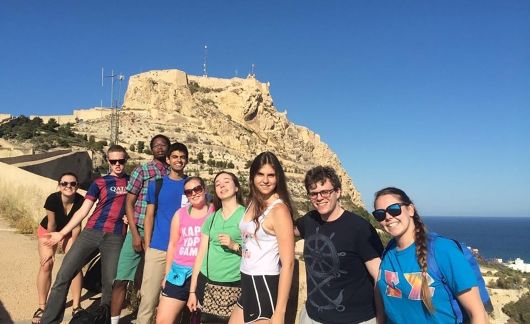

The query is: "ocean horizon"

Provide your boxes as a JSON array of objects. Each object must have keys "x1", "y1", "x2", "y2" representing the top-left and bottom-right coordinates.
[{"x1": 423, "y1": 216, "x2": 530, "y2": 262}]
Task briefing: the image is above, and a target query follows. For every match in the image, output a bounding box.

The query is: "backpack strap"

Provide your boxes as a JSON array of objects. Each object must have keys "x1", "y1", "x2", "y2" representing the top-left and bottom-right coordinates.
[
  {"x1": 153, "y1": 177, "x2": 164, "y2": 218},
  {"x1": 427, "y1": 232, "x2": 464, "y2": 323}
]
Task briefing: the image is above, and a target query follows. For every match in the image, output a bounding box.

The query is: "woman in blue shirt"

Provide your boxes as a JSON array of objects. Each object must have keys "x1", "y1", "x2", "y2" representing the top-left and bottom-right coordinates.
[{"x1": 372, "y1": 187, "x2": 488, "y2": 324}]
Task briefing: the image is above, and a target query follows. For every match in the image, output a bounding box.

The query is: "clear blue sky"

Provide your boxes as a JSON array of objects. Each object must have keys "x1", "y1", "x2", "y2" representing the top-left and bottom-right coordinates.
[{"x1": 1, "y1": 1, "x2": 529, "y2": 216}]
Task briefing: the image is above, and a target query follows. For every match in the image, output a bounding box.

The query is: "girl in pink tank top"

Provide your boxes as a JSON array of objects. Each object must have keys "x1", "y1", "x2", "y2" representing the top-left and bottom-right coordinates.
[{"x1": 157, "y1": 177, "x2": 214, "y2": 324}]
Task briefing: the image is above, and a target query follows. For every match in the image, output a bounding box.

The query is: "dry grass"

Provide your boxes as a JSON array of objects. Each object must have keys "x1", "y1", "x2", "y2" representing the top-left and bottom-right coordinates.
[{"x1": 0, "y1": 183, "x2": 38, "y2": 234}]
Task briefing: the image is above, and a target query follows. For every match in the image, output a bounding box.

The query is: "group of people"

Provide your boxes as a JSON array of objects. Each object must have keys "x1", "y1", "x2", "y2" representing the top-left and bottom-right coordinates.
[{"x1": 32, "y1": 133, "x2": 490, "y2": 324}]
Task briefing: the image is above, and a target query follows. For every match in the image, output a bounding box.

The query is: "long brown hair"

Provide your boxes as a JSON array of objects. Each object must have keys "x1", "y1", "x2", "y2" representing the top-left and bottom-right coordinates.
[
  {"x1": 212, "y1": 171, "x2": 245, "y2": 210},
  {"x1": 247, "y1": 152, "x2": 293, "y2": 233},
  {"x1": 374, "y1": 187, "x2": 434, "y2": 314}
]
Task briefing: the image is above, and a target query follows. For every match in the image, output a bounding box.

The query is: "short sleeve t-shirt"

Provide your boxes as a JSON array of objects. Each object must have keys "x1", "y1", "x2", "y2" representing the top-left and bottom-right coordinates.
[
  {"x1": 84, "y1": 174, "x2": 129, "y2": 235},
  {"x1": 200, "y1": 205, "x2": 245, "y2": 283},
  {"x1": 296, "y1": 210, "x2": 384, "y2": 324},
  {"x1": 146, "y1": 176, "x2": 188, "y2": 251},
  {"x1": 126, "y1": 159, "x2": 169, "y2": 226},
  {"x1": 40, "y1": 192, "x2": 84, "y2": 231},
  {"x1": 377, "y1": 237, "x2": 477, "y2": 324}
]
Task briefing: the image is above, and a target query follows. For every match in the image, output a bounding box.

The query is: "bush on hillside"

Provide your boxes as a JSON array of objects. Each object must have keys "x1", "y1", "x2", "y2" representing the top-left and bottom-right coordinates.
[{"x1": 503, "y1": 292, "x2": 530, "y2": 323}]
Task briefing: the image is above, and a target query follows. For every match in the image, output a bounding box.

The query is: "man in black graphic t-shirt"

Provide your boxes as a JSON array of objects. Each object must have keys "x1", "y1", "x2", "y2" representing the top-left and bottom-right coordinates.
[{"x1": 295, "y1": 166, "x2": 384, "y2": 324}]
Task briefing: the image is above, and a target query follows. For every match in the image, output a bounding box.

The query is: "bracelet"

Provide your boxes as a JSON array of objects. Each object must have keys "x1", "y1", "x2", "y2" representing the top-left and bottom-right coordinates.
[{"x1": 189, "y1": 291, "x2": 195, "y2": 293}]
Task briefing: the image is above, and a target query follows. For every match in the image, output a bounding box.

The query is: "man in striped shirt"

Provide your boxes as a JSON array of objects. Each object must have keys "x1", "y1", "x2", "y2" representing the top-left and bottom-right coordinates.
[
  {"x1": 110, "y1": 134, "x2": 171, "y2": 323},
  {"x1": 41, "y1": 145, "x2": 130, "y2": 324}
]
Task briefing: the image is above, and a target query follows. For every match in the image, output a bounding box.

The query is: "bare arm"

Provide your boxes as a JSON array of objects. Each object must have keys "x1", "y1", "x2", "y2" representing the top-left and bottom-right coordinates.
[
  {"x1": 269, "y1": 204, "x2": 294, "y2": 324},
  {"x1": 143, "y1": 204, "x2": 155, "y2": 249},
  {"x1": 164, "y1": 212, "x2": 180, "y2": 278},
  {"x1": 365, "y1": 257, "x2": 384, "y2": 323},
  {"x1": 374, "y1": 284, "x2": 386, "y2": 324},
  {"x1": 187, "y1": 232, "x2": 209, "y2": 311},
  {"x1": 45, "y1": 199, "x2": 95, "y2": 246},
  {"x1": 293, "y1": 226, "x2": 300, "y2": 237},
  {"x1": 125, "y1": 193, "x2": 143, "y2": 252},
  {"x1": 365, "y1": 257, "x2": 381, "y2": 282},
  {"x1": 457, "y1": 287, "x2": 489, "y2": 324}
]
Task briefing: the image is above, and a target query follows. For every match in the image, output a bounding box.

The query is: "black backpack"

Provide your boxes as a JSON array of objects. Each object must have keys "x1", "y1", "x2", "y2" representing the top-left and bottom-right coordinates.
[
  {"x1": 69, "y1": 304, "x2": 110, "y2": 324},
  {"x1": 82, "y1": 253, "x2": 102, "y2": 294}
]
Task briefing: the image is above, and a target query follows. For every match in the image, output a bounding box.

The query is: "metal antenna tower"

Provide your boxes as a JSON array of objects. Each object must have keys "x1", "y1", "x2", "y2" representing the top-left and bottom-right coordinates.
[
  {"x1": 102, "y1": 68, "x2": 124, "y2": 145},
  {"x1": 203, "y1": 45, "x2": 208, "y2": 77},
  {"x1": 249, "y1": 64, "x2": 256, "y2": 78}
]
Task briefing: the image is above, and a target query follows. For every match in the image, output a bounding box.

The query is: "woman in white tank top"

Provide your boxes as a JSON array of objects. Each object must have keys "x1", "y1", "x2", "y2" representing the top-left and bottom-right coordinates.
[{"x1": 230, "y1": 151, "x2": 295, "y2": 324}]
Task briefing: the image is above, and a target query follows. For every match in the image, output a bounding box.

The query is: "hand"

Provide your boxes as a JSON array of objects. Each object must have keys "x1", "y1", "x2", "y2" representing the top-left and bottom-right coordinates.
[
  {"x1": 270, "y1": 312, "x2": 285, "y2": 324},
  {"x1": 40, "y1": 253, "x2": 54, "y2": 266},
  {"x1": 187, "y1": 292, "x2": 198, "y2": 311},
  {"x1": 122, "y1": 215, "x2": 129, "y2": 224},
  {"x1": 218, "y1": 233, "x2": 234, "y2": 250},
  {"x1": 44, "y1": 232, "x2": 64, "y2": 247},
  {"x1": 132, "y1": 234, "x2": 144, "y2": 252}
]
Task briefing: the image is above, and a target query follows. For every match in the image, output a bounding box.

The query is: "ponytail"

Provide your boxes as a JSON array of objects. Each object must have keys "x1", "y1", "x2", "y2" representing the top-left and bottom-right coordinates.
[{"x1": 413, "y1": 214, "x2": 435, "y2": 314}]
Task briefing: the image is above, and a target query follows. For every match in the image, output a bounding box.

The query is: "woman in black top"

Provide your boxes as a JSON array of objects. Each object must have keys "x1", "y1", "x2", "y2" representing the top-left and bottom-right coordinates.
[{"x1": 33, "y1": 172, "x2": 84, "y2": 324}]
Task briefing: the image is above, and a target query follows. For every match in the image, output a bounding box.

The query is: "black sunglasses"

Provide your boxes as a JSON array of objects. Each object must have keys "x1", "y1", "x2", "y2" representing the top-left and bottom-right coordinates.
[
  {"x1": 184, "y1": 185, "x2": 204, "y2": 197},
  {"x1": 372, "y1": 203, "x2": 408, "y2": 222},
  {"x1": 60, "y1": 181, "x2": 78, "y2": 187},
  {"x1": 109, "y1": 159, "x2": 127, "y2": 165}
]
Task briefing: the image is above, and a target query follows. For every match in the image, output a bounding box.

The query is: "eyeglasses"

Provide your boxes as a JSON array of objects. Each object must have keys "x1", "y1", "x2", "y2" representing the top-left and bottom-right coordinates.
[
  {"x1": 372, "y1": 203, "x2": 408, "y2": 222},
  {"x1": 109, "y1": 159, "x2": 126, "y2": 165},
  {"x1": 308, "y1": 188, "x2": 336, "y2": 200},
  {"x1": 184, "y1": 185, "x2": 204, "y2": 197},
  {"x1": 60, "y1": 181, "x2": 78, "y2": 187}
]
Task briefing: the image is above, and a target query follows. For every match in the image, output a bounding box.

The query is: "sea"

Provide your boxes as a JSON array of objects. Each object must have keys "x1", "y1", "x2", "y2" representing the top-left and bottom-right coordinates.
[{"x1": 423, "y1": 216, "x2": 530, "y2": 262}]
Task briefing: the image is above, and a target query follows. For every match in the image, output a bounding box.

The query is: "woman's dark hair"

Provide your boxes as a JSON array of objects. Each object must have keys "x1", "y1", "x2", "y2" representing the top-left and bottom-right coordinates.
[
  {"x1": 374, "y1": 187, "x2": 434, "y2": 314},
  {"x1": 212, "y1": 171, "x2": 245, "y2": 210},
  {"x1": 247, "y1": 152, "x2": 293, "y2": 233},
  {"x1": 57, "y1": 171, "x2": 78, "y2": 184},
  {"x1": 150, "y1": 134, "x2": 171, "y2": 149}
]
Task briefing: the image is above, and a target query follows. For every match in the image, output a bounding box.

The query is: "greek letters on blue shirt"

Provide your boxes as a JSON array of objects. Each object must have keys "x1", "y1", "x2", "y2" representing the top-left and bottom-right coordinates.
[{"x1": 377, "y1": 238, "x2": 477, "y2": 323}]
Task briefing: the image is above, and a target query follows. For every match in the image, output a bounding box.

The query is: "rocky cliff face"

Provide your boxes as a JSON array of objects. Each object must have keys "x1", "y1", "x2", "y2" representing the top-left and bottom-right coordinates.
[{"x1": 77, "y1": 69, "x2": 364, "y2": 215}]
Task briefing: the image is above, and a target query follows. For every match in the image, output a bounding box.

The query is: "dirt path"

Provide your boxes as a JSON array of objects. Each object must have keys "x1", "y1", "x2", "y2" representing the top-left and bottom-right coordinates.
[{"x1": 0, "y1": 216, "x2": 118, "y2": 324}]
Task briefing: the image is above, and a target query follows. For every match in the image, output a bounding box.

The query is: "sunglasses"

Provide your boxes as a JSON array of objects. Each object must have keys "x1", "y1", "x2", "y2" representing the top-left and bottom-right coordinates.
[
  {"x1": 60, "y1": 181, "x2": 78, "y2": 187},
  {"x1": 308, "y1": 188, "x2": 336, "y2": 200},
  {"x1": 372, "y1": 203, "x2": 408, "y2": 222},
  {"x1": 184, "y1": 185, "x2": 204, "y2": 197},
  {"x1": 109, "y1": 159, "x2": 127, "y2": 165}
]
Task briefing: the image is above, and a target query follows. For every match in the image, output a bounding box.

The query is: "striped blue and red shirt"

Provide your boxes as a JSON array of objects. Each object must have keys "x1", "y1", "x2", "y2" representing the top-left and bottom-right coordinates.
[{"x1": 85, "y1": 174, "x2": 130, "y2": 235}]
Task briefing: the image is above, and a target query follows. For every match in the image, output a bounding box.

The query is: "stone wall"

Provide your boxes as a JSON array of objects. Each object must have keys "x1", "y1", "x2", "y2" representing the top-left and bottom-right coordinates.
[{"x1": 12, "y1": 151, "x2": 95, "y2": 189}]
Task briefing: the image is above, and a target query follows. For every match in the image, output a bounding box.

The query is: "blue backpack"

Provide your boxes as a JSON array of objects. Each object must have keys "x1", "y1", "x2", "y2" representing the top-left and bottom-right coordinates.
[
  {"x1": 382, "y1": 232, "x2": 493, "y2": 323},
  {"x1": 427, "y1": 232, "x2": 493, "y2": 323}
]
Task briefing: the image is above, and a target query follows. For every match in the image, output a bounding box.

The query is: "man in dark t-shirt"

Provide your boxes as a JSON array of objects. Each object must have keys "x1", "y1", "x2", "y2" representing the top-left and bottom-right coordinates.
[{"x1": 295, "y1": 166, "x2": 384, "y2": 324}]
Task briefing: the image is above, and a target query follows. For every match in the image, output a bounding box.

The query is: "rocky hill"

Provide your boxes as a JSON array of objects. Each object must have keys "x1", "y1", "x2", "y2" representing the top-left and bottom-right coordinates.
[{"x1": 74, "y1": 69, "x2": 364, "y2": 216}]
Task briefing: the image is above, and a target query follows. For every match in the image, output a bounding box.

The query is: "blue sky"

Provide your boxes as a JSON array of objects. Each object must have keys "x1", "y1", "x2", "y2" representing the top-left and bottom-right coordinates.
[{"x1": 1, "y1": 1, "x2": 529, "y2": 216}]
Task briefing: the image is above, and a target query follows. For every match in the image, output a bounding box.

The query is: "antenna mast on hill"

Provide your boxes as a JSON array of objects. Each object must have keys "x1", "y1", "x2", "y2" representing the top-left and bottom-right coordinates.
[
  {"x1": 203, "y1": 45, "x2": 208, "y2": 77},
  {"x1": 248, "y1": 64, "x2": 256, "y2": 78},
  {"x1": 102, "y1": 68, "x2": 125, "y2": 145}
]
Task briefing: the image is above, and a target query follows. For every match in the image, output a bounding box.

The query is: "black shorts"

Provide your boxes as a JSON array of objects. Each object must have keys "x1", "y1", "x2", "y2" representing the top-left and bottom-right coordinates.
[
  {"x1": 161, "y1": 277, "x2": 191, "y2": 301},
  {"x1": 237, "y1": 273, "x2": 279, "y2": 323}
]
